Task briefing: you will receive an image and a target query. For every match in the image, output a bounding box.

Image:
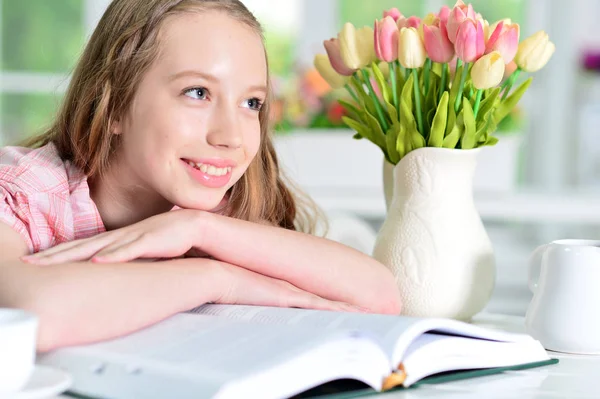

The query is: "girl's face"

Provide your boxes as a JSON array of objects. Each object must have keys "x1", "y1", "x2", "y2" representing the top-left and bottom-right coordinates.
[{"x1": 113, "y1": 11, "x2": 267, "y2": 211}]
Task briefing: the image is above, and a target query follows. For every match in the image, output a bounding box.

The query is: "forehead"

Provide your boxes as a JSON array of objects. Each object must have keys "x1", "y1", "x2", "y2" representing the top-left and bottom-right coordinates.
[{"x1": 156, "y1": 10, "x2": 267, "y2": 84}]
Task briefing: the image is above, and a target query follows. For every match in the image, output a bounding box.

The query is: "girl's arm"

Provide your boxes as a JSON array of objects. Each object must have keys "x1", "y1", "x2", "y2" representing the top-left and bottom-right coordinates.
[
  {"x1": 1, "y1": 224, "x2": 357, "y2": 352},
  {"x1": 21, "y1": 209, "x2": 401, "y2": 316},
  {"x1": 198, "y1": 212, "x2": 402, "y2": 314}
]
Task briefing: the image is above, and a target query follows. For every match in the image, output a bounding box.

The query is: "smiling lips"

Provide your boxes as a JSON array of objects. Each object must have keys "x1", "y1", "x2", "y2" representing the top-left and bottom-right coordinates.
[{"x1": 182, "y1": 158, "x2": 235, "y2": 188}]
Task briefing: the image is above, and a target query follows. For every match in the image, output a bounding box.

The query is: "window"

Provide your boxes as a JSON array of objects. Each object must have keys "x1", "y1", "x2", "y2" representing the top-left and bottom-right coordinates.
[
  {"x1": 242, "y1": 0, "x2": 301, "y2": 78},
  {"x1": 0, "y1": 0, "x2": 111, "y2": 146},
  {"x1": 441, "y1": 0, "x2": 527, "y2": 26},
  {"x1": 340, "y1": 0, "x2": 425, "y2": 29}
]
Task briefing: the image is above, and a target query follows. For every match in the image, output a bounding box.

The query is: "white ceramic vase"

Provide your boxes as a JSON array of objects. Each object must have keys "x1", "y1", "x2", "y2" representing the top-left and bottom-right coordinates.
[{"x1": 373, "y1": 147, "x2": 495, "y2": 321}]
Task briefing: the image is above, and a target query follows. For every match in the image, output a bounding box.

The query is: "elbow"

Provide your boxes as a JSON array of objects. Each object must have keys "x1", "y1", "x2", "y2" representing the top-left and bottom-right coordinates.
[
  {"x1": 12, "y1": 295, "x2": 68, "y2": 353},
  {"x1": 371, "y1": 264, "x2": 403, "y2": 315}
]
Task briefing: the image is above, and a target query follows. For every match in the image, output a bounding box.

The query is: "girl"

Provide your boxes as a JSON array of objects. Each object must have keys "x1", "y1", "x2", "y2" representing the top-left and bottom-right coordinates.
[{"x1": 0, "y1": 0, "x2": 401, "y2": 352}]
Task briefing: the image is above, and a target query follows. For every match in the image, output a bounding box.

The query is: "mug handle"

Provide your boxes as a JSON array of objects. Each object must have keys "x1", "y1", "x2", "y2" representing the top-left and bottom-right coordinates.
[{"x1": 528, "y1": 244, "x2": 548, "y2": 293}]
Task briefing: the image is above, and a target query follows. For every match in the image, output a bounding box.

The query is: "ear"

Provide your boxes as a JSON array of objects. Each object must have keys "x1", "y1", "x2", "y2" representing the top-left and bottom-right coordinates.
[{"x1": 110, "y1": 118, "x2": 123, "y2": 135}]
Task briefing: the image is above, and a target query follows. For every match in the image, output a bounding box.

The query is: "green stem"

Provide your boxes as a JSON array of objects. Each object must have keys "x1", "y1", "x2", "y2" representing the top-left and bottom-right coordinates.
[
  {"x1": 424, "y1": 58, "x2": 432, "y2": 94},
  {"x1": 454, "y1": 62, "x2": 470, "y2": 113},
  {"x1": 405, "y1": 67, "x2": 410, "y2": 80},
  {"x1": 412, "y1": 69, "x2": 424, "y2": 136},
  {"x1": 439, "y1": 63, "x2": 448, "y2": 102},
  {"x1": 473, "y1": 89, "x2": 483, "y2": 119},
  {"x1": 501, "y1": 68, "x2": 522, "y2": 100},
  {"x1": 390, "y1": 62, "x2": 398, "y2": 114},
  {"x1": 360, "y1": 69, "x2": 389, "y2": 131},
  {"x1": 344, "y1": 84, "x2": 359, "y2": 104}
]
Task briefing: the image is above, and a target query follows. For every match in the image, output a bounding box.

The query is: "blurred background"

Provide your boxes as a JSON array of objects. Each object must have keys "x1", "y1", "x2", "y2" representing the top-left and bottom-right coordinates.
[{"x1": 2, "y1": 0, "x2": 600, "y2": 316}]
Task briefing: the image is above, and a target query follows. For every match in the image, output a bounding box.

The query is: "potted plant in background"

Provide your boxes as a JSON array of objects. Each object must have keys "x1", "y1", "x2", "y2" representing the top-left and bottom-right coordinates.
[{"x1": 313, "y1": 0, "x2": 554, "y2": 320}]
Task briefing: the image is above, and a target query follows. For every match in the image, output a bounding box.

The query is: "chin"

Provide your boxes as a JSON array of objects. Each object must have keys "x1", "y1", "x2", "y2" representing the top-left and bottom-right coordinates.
[{"x1": 172, "y1": 191, "x2": 227, "y2": 212}]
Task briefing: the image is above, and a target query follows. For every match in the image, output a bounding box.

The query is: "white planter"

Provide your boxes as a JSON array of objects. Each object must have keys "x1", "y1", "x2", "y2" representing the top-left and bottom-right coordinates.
[
  {"x1": 373, "y1": 147, "x2": 496, "y2": 321},
  {"x1": 473, "y1": 134, "x2": 523, "y2": 193}
]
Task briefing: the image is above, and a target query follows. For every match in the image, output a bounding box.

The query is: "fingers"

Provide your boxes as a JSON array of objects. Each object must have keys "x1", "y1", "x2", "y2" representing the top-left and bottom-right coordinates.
[
  {"x1": 91, "y1": 237, "x2": 148, "y2": 263},
  {"x1": 21, "y1": 235, "x2": 115, "y2": 265},
  {"x1": 289, "y1": 291, "x2": 365, "y2": 313}
]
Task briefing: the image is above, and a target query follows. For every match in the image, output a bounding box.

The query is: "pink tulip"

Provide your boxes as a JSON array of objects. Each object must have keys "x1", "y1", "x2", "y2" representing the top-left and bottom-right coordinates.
[
  {"x1": 455, "y1": 19, "x2": 485, "y2": 63},
  {"x1": 486, "y1": 21, "x2": 520, "y2": 64},
  {"x1": 423, "y1": 24, "x2": 455, "y2": 63},
  {"x1": 374, "y1": 17, "x2": 399, "y2": 62},
  {"x1": 383, "y1": 7, "x2": 403, "y2": 22},
  {"x1": 397, "y1": 16, "x2": 421, "y2": 30},
  {"x1": 323, "y1": 37, "x2": 355, "y2": 76},
  {"x1": 446, "y1": 1, "x2": 476, "y2": 43},
  {"x1": 438, "y1": 5, "x2": 451, "y2": 24}
]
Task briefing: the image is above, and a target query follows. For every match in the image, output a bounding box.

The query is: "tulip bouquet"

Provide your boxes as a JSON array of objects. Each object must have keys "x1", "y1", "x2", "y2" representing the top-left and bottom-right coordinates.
[{"x1": 314, "y1": 0, "x2": 555, "y2": 165}]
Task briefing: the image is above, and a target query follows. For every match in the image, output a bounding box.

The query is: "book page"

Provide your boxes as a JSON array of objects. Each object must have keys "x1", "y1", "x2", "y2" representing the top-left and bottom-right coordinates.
[
  {"x1": 189, "y1": 304, "x2": 423, "y2": 355},
  {"x1": 39, "y1": 314, "x2": 388, "y2": 399}
]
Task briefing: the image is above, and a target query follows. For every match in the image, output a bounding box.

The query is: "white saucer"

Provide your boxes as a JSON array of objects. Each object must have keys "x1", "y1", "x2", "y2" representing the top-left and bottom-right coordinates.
[{"x1": 1, "y1": 365, "x2": 72, "y2": 399}]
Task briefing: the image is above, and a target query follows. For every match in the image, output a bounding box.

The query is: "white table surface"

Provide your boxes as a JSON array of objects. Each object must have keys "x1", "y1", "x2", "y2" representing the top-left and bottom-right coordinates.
[{"x1": 51, "y1": 312, "x2": 598, "y2": 399}]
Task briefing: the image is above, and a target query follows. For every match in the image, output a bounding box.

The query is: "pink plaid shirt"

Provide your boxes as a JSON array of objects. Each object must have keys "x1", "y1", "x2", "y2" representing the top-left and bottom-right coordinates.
[{"x1": 0, "y1": 143, "x2": 106, "y2": 254}]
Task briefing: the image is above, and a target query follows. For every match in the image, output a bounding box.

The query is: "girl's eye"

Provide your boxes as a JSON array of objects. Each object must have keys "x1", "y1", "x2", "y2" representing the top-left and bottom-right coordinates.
[
  {"x1": 244, "y1": 98, "x2": 263, "y2": 111},
  {"x1": 184, "y1": 87, "x2": 208, "y2": 100}
]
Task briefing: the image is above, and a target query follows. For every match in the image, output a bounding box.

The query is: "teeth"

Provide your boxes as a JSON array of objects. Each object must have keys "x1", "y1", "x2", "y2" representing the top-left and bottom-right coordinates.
[{"x1": 186, "y1": 160, "x2": 231, "y2": 176}]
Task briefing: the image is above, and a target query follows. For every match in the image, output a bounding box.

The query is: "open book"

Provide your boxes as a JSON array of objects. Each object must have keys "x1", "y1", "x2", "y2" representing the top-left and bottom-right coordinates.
[{"x1": 38, "y1": 304, "x2": 554, "y2": 399}]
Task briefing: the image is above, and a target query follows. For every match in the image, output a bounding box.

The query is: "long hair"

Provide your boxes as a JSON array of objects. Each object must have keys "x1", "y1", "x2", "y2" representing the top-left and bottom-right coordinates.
[{"x1": 22, "y1": 0, "x2": 323, "y2": 233}]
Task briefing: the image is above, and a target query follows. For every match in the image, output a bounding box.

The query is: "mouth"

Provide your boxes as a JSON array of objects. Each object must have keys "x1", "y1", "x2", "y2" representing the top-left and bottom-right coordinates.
[
  {"x1": 181, "y1": 158, "x2": 234, "y2": 188},
  {"x1": 182, "y1": 159, "x2": 232, "y2": 176}
]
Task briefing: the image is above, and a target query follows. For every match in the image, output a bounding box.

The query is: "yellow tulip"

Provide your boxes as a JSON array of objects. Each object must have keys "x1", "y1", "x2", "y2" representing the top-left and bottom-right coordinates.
[
  {"x1": 314, "y1": 54, "x2": 349, "y2": 89},
  {"x1": 514, "y1": 30, "x2": 555, "y2": 72},
  {"x1": 418, "y1": 12, "x2": 438, "y2": 39},
  {"x1": 471, "y1": 51, "x2": 505, "y2": 89},
  {"x1": 339, "y1": 23, "x2": 377, "y2": 70},
  {"x1": 398, "y1": 27, "x2": 427, "y2": 69}
]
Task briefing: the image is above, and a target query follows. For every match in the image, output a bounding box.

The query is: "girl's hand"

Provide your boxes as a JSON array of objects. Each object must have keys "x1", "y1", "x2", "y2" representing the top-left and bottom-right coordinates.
[
  {"x1": 214, "y1": 262, "x2": 365, "y2": 313},
  {"x1": 21, "y1": 209, "x2": 205, "y2": 265}
]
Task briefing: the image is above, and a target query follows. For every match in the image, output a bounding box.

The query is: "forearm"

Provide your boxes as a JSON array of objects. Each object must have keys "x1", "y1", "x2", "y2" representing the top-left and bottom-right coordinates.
[
  {"x1": 200, "y1": 213, "x2": 401, "y2": 314},
  {"x1": 0, "y1": 258, "x2": 221, "y2": 352}
]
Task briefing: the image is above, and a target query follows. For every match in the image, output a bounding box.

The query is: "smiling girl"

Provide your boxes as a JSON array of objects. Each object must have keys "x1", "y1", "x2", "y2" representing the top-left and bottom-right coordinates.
[{"x1": 0, "y1": 0, "x2": 401, "y2": 352}]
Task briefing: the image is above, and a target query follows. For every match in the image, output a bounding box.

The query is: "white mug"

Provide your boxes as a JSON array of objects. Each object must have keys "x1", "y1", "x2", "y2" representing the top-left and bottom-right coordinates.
[
  {"x1": 525, "y1": 239, "x2": 600, "y2": 354},
  {"x1": 0, "y1": 309, "x2": 38, "y2": 393}
]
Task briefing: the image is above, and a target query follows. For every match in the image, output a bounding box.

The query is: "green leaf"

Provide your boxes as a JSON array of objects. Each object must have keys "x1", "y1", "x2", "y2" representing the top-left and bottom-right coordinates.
[
  {"x1": 386, "y1": 121, "x2": 401, "y2": 164},
  {"x1": 424, "y1": 78, "x2": 438, "y2": 138},
  {"x1": 362, "y1": 111, "x2": 388, "y2": 150},
  {"x1": 494, "y1": 77, "x2": 533, "y2": 125},
  {"x1": 449, "y1": 64, "x2": 463, "y2": 113},
  {"x1": 445, "y1": 98, "x2": 456, "y2": 137},
  {"x1": 384, "y1": 100, "x2": 399, "y2": 125},
  {"x1": 443, "y1": 125, "x2": 461, "y2": 148},
  {"x1": 401, "y1": 72, "x2": 414, "y2": 116},
  {"x1": 342, "y1": 117, "x2": 370, "y2": 139},
  {"x1": 478, "y1": 88, "x2": 500, "y2": 122},
  {"x1": 475, "y1": 88, "x2": 500, "y2": 132},
  {"x1": 428, "y1": 91, "x2": 449, "y2": 147},
  {"x1": 343, "y1": 116, "x2": 385, "y2": 152},
  {"x1": 353, "y1": 133, "x2": 362, "y2": 140},
  {"x1": 461, "y1": 98, "x2": 477, "y2": 149},
  {"x1": 349, "y1": 75, "x2": 378, "y2": 118},
  {"x1": 400, "y1": 89, "x2": 419, "y2": 143},
  {"x1": 396, "y1": 124, "x2": 407, "y2": 160},
  {"x1": 338, "y1": 99, "x2": 362, "y2": 122},
  {"x1": 412, "y1": 131, "x2": 426, "y2": 149},
  {"x1": 371, "y1": 62, "x2": 391, "y2": 105},
  {"x1": 485, "y1": 136, "x2": 499, "y2": 146},
  {"x1": 430, "y1": 62, "x2": 443, "y2": 78}
]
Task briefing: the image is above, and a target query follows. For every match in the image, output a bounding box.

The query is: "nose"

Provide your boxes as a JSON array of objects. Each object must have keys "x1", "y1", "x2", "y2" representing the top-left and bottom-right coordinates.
[{"x1": 206, "y1": 102, "x2": 243, "y2": 150}]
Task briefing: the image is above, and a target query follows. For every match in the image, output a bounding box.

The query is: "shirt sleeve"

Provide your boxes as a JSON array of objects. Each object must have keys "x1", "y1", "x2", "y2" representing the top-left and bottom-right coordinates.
[{"x1": 0, "y1": 182, "x2": 35, "y2": 253}]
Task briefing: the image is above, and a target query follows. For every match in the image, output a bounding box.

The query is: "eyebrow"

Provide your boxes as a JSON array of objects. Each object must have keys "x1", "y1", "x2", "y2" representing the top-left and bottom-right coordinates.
[{"x1": 169, "y1": 70, "x2": 268, "y2": 94}]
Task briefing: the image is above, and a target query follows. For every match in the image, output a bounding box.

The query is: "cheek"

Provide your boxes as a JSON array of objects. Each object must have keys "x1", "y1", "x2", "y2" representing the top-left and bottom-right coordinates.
[{"x1": 245, "y1": 121, "x2": 262, "y2": 159}]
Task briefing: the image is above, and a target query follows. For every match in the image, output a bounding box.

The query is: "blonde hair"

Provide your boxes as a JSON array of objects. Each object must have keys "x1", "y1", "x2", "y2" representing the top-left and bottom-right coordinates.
[{"x1": 22, "y1": 0, "x2": 323, "y2": 233}]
